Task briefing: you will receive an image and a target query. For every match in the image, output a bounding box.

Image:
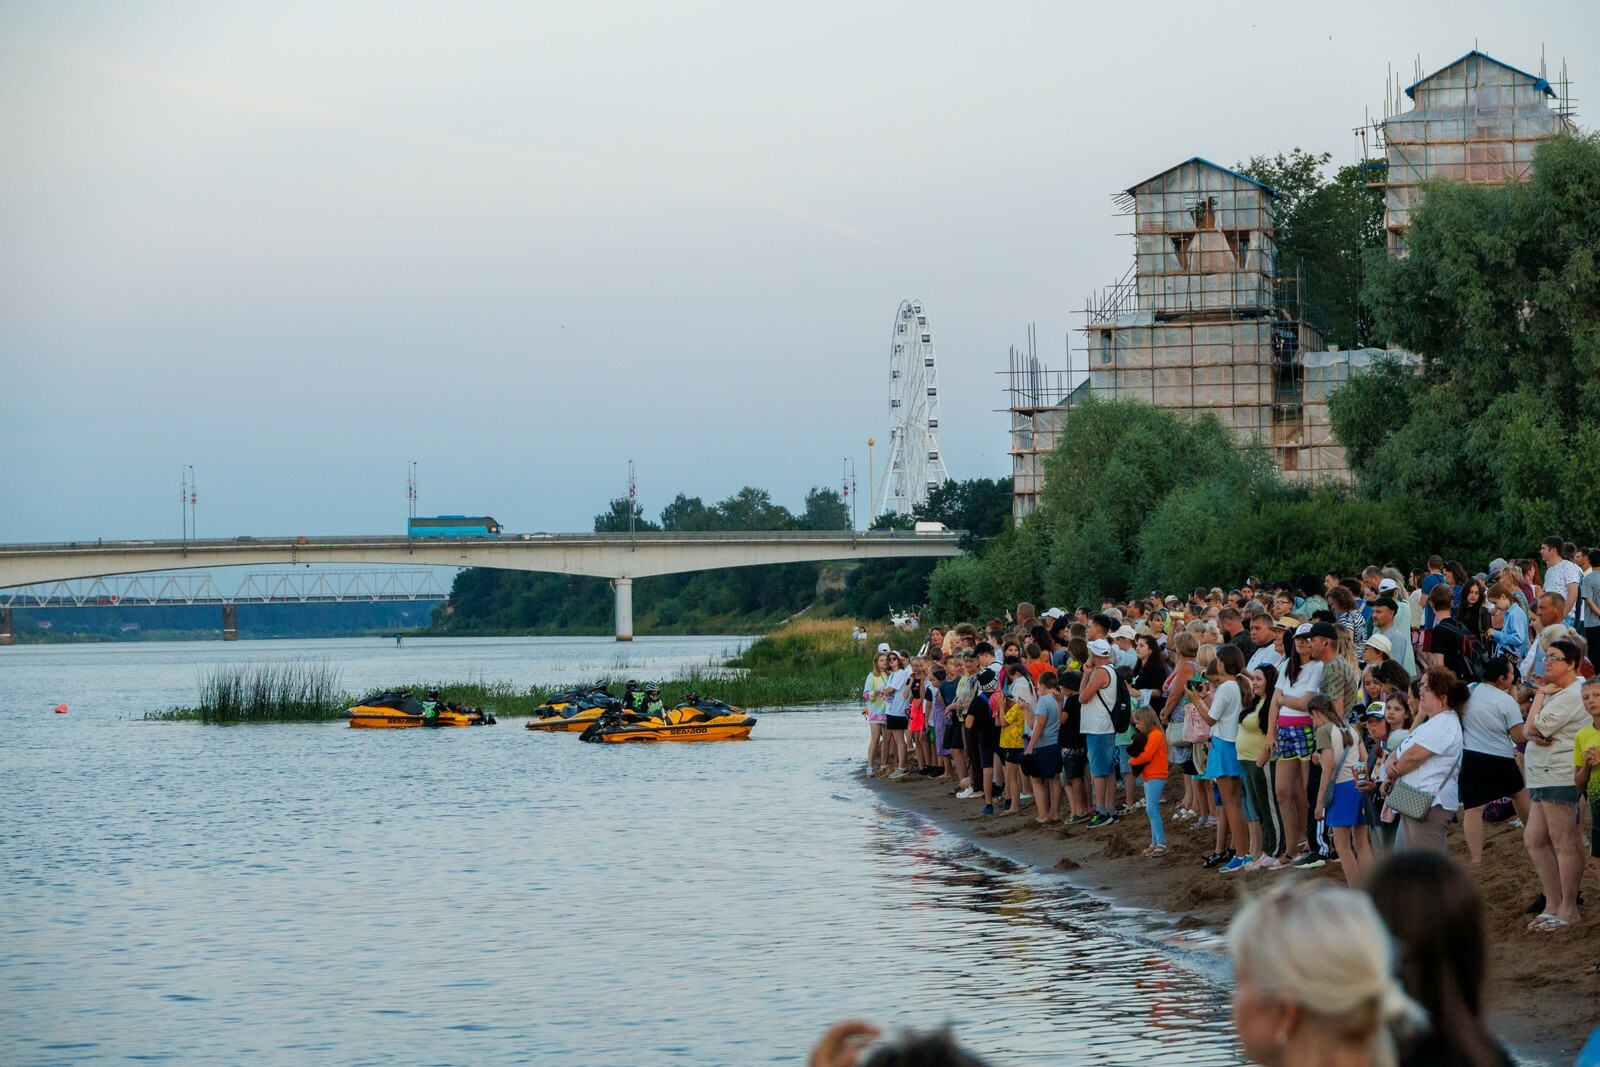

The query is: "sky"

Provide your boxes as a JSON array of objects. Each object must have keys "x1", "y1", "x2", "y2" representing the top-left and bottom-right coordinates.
[{"x1": 3, "y1": 1, "x2": 1596, "y2": 541}]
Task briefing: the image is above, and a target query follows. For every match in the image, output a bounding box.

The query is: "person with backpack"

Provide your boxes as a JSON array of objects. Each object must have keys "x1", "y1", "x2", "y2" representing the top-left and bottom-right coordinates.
[
  {"x1": 1079, "y1": 639, "x2": 1122, "y2": 827},
  {"x1": 1424, "y1": 584, "x2": 1476, "y2": 679}
]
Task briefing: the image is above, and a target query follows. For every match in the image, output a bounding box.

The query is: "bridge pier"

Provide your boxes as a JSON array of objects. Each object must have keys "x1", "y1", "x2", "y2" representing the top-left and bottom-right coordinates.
[
  {"x1": 222, "y1": 603, "x2": 238, "y2": 641},
  {"x1": 0, "y1": 607, "x2": 12, "y2": 646},
  {"x1": 612, "y1": 577, "x2": 633, "y2": 642}
]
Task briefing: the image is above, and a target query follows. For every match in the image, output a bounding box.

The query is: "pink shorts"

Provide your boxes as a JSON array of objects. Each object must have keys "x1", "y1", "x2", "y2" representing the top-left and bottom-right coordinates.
[{"x1": 909, "y1": 707, "x2": 927, "y2": 732}]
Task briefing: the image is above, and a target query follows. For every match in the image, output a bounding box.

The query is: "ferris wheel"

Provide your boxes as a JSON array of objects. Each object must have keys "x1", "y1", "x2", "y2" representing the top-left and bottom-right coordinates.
[{"x1": 874, "y1": 299, "x2": 950, "y2": 517}]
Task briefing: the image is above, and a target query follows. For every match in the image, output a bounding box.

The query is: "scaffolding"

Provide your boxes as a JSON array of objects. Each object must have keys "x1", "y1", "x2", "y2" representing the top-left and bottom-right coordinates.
[
  {"x1": 1004, "y1": 324, "x2": 1084, "y2": 524},
  {"x1": 1358, "y1": 50, "x2": 1577, "y2": 254},
  {"x1": 1078, "y1": 158, "x2": 1335, "y2": 480}
]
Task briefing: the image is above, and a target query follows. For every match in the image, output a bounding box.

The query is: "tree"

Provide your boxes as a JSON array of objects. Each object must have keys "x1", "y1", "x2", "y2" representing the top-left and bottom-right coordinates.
[
  {"x1": 714, "y1": 487, "x2": 791, "y2": 531},
  {"x1": 913, "y1": 476, "x2": 1013, "y2": 548},
  {"x1": 1236, "y1": 150, "x2": 1387, "y2": 348},
  {"x1": 594, "y1": 497, "x2": 660, "y2": 533},
  {"x1": 1339, "y1": 131, "x2": 1600, "y2": 547},
  {"x1": 659, "y1": 493, "x2": 713, "y2": 531},
  {"x1": 799, "y1": 487, "x2": 850, "y2": 531}
]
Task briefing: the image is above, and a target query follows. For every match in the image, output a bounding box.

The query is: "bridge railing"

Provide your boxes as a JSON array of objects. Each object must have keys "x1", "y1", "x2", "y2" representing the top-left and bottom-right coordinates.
[{"x1": 0, "y1": 529, "x2": 964, "y2": 551}]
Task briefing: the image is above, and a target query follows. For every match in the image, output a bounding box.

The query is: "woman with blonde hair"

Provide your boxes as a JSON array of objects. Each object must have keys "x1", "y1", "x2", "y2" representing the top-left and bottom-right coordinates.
[{"x1": 1229, "y1": 881, "x2": 1423, "y2": 1067}]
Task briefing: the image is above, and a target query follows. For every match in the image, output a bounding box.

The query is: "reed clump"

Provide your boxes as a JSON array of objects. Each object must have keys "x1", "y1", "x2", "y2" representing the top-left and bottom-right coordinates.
[{"x1": 148, "y1": 661, "x2": 347, "y2": 723}]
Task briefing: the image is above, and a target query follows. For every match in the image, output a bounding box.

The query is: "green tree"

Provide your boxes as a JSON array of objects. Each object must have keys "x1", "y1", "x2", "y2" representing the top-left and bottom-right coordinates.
[
  {"x1": 913, "y1": 476, "x2": 1013, "y2": 548},
  {"x1": 1340, "y1": 131, "x2": 1600, "y2": 547},
  {"x1": 659, "y1": 493, "x2": 713, "y2": 531},
  {"x1": 1237, "y1": 149, "x2": 1387, "y2": 347},
  {"x1": 594, "y1": 497, "x2": 660, "y2": 533},
  {"x1": 799, "y1": 487, "x2": 850, "y2": 530},
  {"x1": 714, "y1": 487, "x2": 791, "y2": 531}
]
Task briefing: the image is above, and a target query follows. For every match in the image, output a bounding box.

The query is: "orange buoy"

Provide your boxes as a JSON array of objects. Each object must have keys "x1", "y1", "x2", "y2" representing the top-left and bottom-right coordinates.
[{"x1": 54, "y1": 704, "x2": 68, "y2": 714}]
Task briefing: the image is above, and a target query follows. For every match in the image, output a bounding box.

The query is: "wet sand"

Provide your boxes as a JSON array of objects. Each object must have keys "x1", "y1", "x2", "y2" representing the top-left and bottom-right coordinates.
[{"x1": 865, "y1": 773, "x2": 1598, "y2": 1065}]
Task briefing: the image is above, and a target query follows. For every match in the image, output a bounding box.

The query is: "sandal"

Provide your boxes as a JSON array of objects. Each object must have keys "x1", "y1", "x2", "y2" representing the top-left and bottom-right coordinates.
[
  {"x1": 1531, "y1": 917, "x2": 1570, "y2": 932},
  {"x1": 1527, "y1": 913, "x2": 1557, "y2": 930},
  {"x1": 1148, "y1": 845, "x2": 1169, "y2": 857}
]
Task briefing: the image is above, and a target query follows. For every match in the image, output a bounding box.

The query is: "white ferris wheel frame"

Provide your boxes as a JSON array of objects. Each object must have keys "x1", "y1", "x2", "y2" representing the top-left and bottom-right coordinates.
[{"x1": 875, "y1": 299, "x2": 950, "y2": 518}]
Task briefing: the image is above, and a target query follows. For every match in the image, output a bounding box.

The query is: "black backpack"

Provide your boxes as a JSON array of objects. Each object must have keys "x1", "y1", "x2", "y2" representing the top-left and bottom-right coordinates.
[
  {"x1": 1436, "y1": 617, "x2": 1493, "y2": 682},
  {"x1": 1108, "y1": 666, "x2": 1134, "y2": 734}
]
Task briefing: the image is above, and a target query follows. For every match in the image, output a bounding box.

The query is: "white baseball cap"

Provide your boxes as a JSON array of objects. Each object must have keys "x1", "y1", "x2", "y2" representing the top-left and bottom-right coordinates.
[{"x1": 1087, "y1": 639, "x2": 1113, "y2": 658}]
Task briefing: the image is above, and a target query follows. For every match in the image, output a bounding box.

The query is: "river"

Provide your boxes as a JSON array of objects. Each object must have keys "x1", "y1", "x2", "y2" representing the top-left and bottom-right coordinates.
[{"x1": 1, "y1": 637, "x2": 1241, "y2": 1065}]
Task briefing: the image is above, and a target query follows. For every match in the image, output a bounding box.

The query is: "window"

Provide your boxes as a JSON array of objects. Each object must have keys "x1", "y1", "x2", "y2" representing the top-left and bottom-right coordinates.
[
  {"x1": 924, "y1": 357, "x2": 934, "y2": 367},
  {"x1": 1099, "y1": 331, "x2": 1113, "y2": 364}
]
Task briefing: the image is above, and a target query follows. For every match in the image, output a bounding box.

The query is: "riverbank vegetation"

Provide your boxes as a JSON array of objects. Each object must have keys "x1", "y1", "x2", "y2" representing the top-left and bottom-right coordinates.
[{"x1": 143, "y1": 619, "x2": 908, "y2": 722}]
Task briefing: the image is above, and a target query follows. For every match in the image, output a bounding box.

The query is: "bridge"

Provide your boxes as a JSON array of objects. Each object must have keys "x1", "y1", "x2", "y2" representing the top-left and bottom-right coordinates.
[{"x1": 0, "y1": 530, "x2": 964, "y2": 642}]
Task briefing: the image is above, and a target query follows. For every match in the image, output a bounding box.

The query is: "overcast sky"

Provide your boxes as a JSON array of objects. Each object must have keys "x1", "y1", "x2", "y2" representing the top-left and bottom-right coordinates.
[{"x1": 3, "y1": 2, "x2": 1595, "y2": 541}]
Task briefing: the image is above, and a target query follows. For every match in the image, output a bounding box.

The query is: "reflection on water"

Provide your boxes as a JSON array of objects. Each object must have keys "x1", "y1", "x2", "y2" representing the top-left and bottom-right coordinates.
[{"x1": 1, "y1": 643, "x2": 1242, "y2": 1065}]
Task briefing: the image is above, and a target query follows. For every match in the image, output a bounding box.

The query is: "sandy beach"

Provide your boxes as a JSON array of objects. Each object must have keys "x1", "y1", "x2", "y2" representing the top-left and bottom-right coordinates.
[{"x1": 866, "y1": 773, "x2": 1598, "y2": 1065}]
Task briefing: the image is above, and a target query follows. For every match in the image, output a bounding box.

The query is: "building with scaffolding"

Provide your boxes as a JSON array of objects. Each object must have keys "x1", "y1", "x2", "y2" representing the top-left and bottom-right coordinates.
[
  {"x1": 1007, "y1": 157, "x2": 1327, "y2": 524},
  {"x1": 1008, "y1": 50, "x2": 1578, "y2": 526},
  {"x1": 1363, "y1": 50, "x2": 1577, "y2": 254}
]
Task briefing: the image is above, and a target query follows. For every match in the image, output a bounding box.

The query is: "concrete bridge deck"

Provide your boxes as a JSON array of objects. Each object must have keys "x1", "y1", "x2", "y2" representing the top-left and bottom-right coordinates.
[{"x1": 0, "y1": 530, "x2": 964, "y2": 641}]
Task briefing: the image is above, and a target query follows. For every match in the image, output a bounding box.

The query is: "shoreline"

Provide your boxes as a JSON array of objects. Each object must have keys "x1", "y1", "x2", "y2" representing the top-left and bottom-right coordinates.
[{"x1": 863, "y1": 772, "x2": 1597, "y2": 1065}]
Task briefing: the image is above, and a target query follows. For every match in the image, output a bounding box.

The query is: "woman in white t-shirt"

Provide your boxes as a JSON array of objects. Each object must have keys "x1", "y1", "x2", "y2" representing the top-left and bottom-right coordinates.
[
  {"x1": 1459, "y1": 656, "x2": 1529, "y2": 865},
  {"x1": 1381, "y1": 666, "x2": 1466, "y2": 855},
  {"x1": 1266, "y1": 626, "x2": 1323, "y2": 862},
  {"x1": 1189, "y1": 645, "x2": 1252, "y2": 872}
]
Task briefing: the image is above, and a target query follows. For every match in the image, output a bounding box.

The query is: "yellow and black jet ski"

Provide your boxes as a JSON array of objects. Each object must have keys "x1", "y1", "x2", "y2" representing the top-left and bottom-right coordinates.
[
  {"x1": 524, "y1": 687, "x2": 623, "y2": 733},
  {"x1": 577, "y1": 694, "x2": 756, "y2": 744},
  {"x1": 347, "y1": 690, "x2": 495, "y2": 729}
]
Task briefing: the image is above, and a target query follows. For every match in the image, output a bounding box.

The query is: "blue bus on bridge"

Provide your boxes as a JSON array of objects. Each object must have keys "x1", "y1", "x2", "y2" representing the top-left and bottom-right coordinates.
[{"x1": 407, "y1": 515, "x2": 502, "y2": 540}]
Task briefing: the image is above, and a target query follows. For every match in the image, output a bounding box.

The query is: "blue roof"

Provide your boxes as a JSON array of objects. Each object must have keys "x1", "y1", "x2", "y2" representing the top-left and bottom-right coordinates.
[
  {"x1": 1404, "y1": 50, "x2": 1555, "y2": 99},
  {"x1": 1126, "y1": 157, "x2": 1279, "y2": 199}
]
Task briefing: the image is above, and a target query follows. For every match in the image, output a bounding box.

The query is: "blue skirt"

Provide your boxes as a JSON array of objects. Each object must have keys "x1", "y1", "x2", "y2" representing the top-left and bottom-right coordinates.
[{"x1": 1202, "y1": 737, "x2": 1244, "y2": 778}]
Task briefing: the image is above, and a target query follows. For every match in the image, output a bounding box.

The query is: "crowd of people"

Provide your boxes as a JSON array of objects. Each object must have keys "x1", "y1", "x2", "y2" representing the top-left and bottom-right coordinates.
[
  {"x1": 836, "y1": 538, "x2": 1600, "y2": 1066},
  {"x1": 860, "y1": 538, "x2": 1600, "y2": 954}
]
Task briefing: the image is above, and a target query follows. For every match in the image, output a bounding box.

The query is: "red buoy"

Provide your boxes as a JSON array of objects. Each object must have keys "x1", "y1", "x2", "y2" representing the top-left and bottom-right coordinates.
[{"x1": 54, "y1": 704, "x2": 68, "y2": 714}]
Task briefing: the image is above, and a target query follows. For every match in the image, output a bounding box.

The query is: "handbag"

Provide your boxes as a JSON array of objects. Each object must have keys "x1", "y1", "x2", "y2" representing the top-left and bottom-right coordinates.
[{"x1": 1385, "y1": 778, "x2": 1436, "y2": 820}]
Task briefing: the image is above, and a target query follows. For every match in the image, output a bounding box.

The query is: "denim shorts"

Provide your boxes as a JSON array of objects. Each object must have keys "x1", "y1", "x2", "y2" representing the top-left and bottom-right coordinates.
[
  {"x1": 1086, "y1": 732, "x2": 1117, "y2": 778},
  {"x1": 1528, "y1": 784, "x2": 1580, "y2": 805}
]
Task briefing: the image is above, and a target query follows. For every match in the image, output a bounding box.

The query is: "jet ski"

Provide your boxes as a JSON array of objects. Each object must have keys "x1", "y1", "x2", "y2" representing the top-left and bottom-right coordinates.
[
  {"x1": 526, "y1": 681, "x2": 655, "y2": 732},
  {"x1": 577, "y1": 693, "x2": 756, "y2": 744},
  {"x1": 347, "y1": 690, "x2": 495, "y2": 729}
]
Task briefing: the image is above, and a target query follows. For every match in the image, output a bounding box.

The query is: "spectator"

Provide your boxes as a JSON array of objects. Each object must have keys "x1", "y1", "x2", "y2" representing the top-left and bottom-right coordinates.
[
  {"x1": 1423, "y1": 585, "x2": 1470, "y2": 677},
  {"x1": 1308, "y1": 692, "x2": 1373, "y2": 887},
  {"x1": 1458, "y1": 656, "x2": 1530, "y2": 865},
  {"x1": 1577, "y1": 547, "x2": 1599, "y2": 670},
  {"x1": 1245, "y1": 611, "x2": 1283, "y2": 672},
  {"x1": 1079, "y1": 639, "x2": 1120, "y2": 826},
  {"x1": 1023, "y1": 669, "x2": 1061, "y2": 825},
  {"x1": 1129, "y1": 707, "x2": 1170, "y2": 857},
  {"x1": 1522, "y1": 638, "x2": 1589, "y2": 930},
  {"x1": 1269, "y1": 624, "x2": 1322, "y2": 866},
  {"x1": 1382, "y1": 667, "x2": 1466, "y2": 854},
  {"x1": 1488, "y1": 583, "x2": 1529, "y2": 659},
  {"x1": 1457, "y1": 578, "x2": 1491, "y2": 641},
  {"x1": 1242, "y1": 663, "x2": 1285, "y2": 868},
  {"x1": 1191, "y1": 645, "x2": 1252, "y2": 871},
  {"x1": 1329, "y1": 585, "x2": 1369, "y2": 654},
  {"x1": 1540, "y1": 537, "x2": 1583, "y2": 626},
  {"x1": 1228, "y1": 881, "x2": 1422, "y2": 1067},
  {"x1": 1366, "y1": 851, "x2": 1514, "y2": 1067}
]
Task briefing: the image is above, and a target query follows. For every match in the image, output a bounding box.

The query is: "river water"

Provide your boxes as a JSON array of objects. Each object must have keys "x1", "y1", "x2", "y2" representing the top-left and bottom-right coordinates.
[{"x1": 1, "y1": 638, "x2": 1241, "y2": 1066}]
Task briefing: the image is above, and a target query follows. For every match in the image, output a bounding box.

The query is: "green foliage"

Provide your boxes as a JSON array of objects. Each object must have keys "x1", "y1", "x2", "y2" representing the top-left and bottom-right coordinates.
[
  {"x1": 1032, "y1": 397, "x2": 1264, "y2": 605},
  {"x1": 835, "y1": 479, "x2": 1015, "y2": 619},
  {"x1": 913, "y1": 476, "x2": 1013, "y2": 548},
  {"x1": 594, "y1": 497, "x2": 660, "y2": 533},
  {"x1": 926, "y1": 554, "x2": 984, "y2": 623},
  {"x1": 1236, "y1": 149, "x2": 1387, "y2": 347},
  {"x1": 1344, "y1": 131, "x2": 1600, "y2": 548}
]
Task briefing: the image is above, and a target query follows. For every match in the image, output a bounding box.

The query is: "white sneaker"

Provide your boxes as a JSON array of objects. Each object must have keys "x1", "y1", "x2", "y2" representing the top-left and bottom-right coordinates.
[
  {"x1": 956, "y1": 787, "x2": 977, "y2": 799},
  {"x1": 890, "y1": 768, "x2": 909, "y2": 780}
]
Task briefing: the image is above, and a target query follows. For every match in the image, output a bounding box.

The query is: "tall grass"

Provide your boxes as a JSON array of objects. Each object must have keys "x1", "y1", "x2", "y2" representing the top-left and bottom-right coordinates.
[{"x1": 145, "y1": 661, "x2": 346, "y2": 723}]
